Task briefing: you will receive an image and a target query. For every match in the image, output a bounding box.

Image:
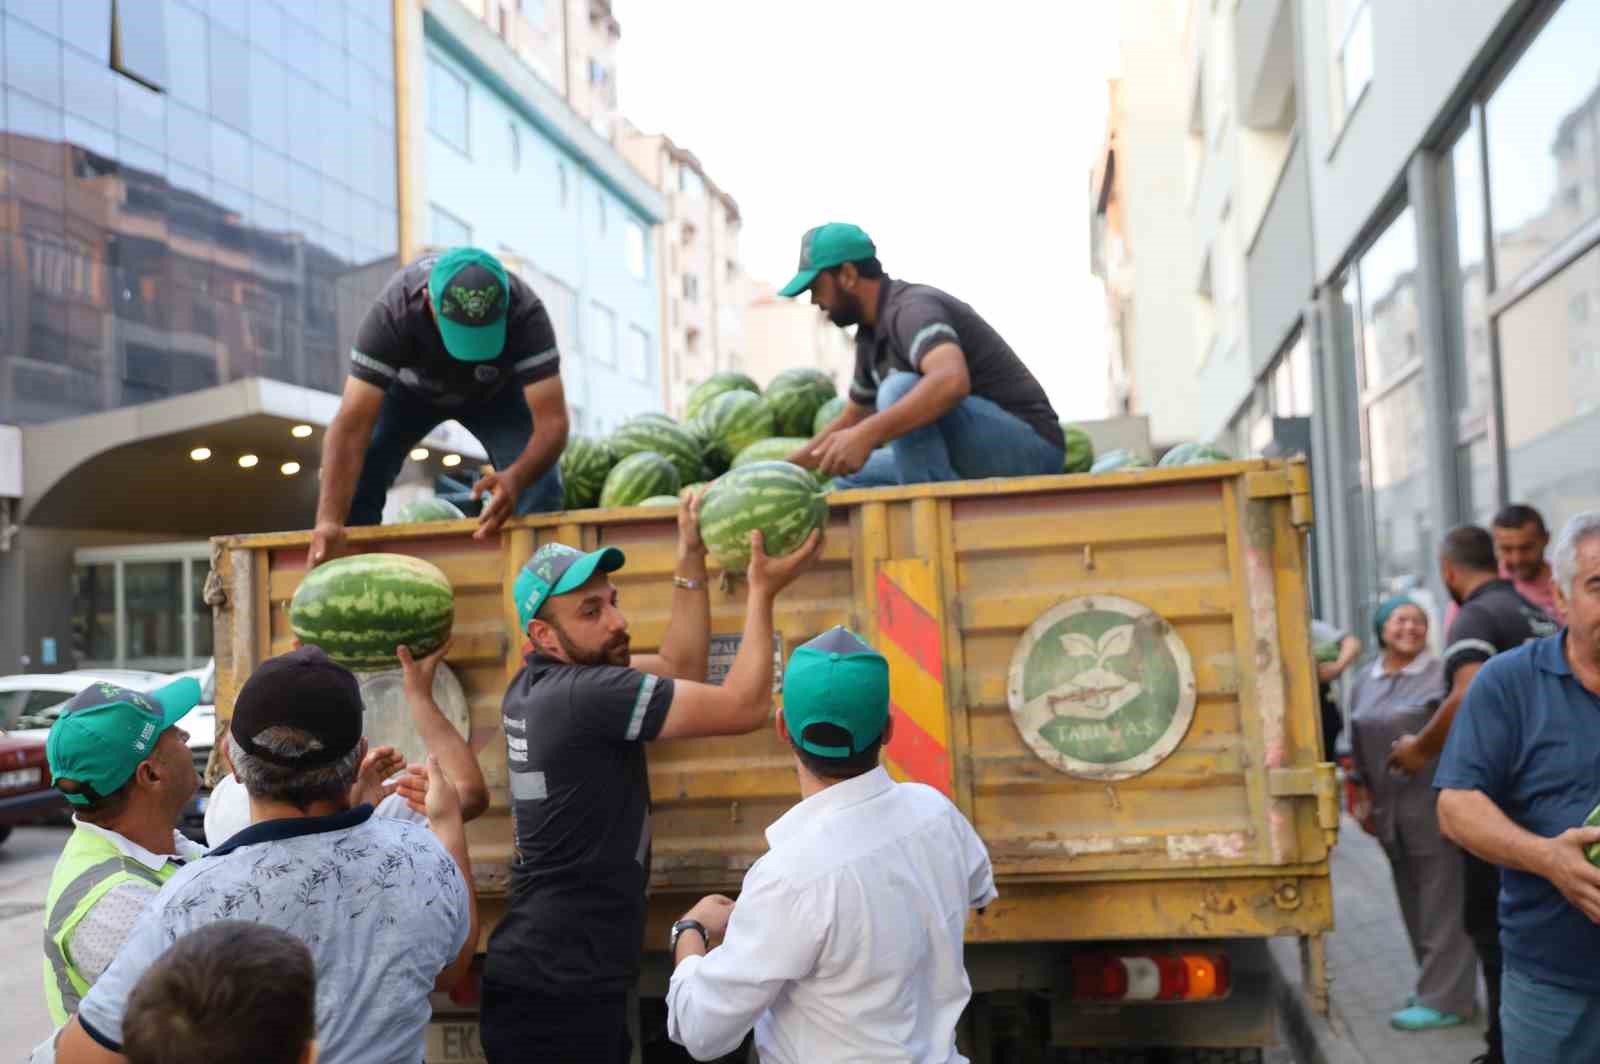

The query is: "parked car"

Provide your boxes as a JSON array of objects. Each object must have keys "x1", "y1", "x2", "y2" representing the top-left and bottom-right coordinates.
[
  {"x1": 166, "y1": 659, "x2": 216, "y2": 842},
  {"x1": 0, "y1": 730, "x2": 60, "y2": 847}
]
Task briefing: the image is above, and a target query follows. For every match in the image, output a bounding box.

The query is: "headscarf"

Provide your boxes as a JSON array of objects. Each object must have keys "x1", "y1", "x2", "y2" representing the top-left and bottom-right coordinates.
[{"x1": 1373, "y1": 595, "x2": 1423, "y2": 649}]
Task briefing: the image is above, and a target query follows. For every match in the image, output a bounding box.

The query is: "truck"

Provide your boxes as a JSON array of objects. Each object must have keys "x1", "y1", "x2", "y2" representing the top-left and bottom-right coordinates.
[{"x1": 204, "y1": 458, "x2": 1336, "y2": 1062}]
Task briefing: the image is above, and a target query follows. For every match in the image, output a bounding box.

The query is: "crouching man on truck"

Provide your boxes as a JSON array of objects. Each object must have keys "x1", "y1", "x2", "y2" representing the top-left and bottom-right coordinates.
[
  {"x1": 778, "y1": 222, "x2": 1065, "y2": 488},
  {"x1": 481, "y1": 491, "x2": 824, "y2": 1064},
  {"x1": 665, "y1": 626, "x2": 997, "y2": 1064}
]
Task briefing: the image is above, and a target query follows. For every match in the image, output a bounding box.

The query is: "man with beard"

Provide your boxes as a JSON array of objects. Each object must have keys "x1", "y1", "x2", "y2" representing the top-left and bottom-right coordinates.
[
  {"x1": 480, "y1": 491, "x2": 824, "y2": 1063},
  {"x1": 777, "y1": 223, "x2": 1065, "y2": 488}
]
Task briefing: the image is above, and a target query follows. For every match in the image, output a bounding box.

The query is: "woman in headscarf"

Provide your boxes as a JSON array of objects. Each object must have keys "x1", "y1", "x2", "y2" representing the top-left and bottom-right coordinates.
[{"x1": 1348, "y1": 596, "x2": 1477, "y2": 1032}]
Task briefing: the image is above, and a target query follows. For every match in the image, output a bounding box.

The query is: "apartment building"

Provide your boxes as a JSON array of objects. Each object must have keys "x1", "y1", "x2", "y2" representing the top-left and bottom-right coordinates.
[{"x1": 445, "y1": 0, "x2": 621, "y2": 133}]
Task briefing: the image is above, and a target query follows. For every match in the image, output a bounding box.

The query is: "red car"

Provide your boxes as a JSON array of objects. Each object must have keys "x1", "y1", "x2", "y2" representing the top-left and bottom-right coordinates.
[{"x1": 0, "y1": 731, "x2": 64, "y2": 847}]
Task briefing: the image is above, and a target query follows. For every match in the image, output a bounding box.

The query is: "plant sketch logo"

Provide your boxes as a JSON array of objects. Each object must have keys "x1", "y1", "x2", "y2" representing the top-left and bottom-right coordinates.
[{"x1": 1007, "y1": 595, "x2": 1197, "y2": 780}]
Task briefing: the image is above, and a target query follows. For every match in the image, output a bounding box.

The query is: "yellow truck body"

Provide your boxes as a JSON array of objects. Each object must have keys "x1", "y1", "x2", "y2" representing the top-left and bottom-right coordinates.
[{"x1": 207, "y1": 459, "x2": 1336, "y2": 1055}]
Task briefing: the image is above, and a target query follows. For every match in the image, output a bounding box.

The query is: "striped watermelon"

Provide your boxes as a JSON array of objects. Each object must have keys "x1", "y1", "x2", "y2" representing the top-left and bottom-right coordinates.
[
  {"x1": 601, "y1": 451, "x2": 681, "y2": 508},
  {"x1": 1090, "y1": 448, "x2": 1151, "y2": 474},
  {"x1": 689, "y1": 390, "x2": 776, "y2": 468},
  {"x1": 289, "y1": 553, "x2": 454, "y2": 670},
  {"x1": 638, "y1": 495, "x2": 679, "y2": 507},
  {"x1": 699, "y1": 461, "x2": 828, "y2": 571},
  {"x1": 733, "y1": 437, "x2": 829, "y2": 489},
  {"x1": 680, "y1": 481, "x2": 709, "y2": 498},
  {"x1": 610, "y1": 415, "x2": 702, "y2": 486},
  {"x1": 1157, "y1": 441, "x2": 1233, "y2": 467},
  {"x1": 685, "y1": 371, "x2": 761, "y2": 422},
  {"x1": 812, "y1": 396, "x2": 846, "y2": 435},
  {"x1": 560, "y1": 435, "x2": 618, "y2": 509},
  {"x1": 1061, "y1": 424, "x2": 1094, "y2": 474},
  {"x1": 765, "y1": 368, "x2": 838, "y2": 436},
  {"x1": 388, "y1": 497, "x2": 465, "y2": 524}
]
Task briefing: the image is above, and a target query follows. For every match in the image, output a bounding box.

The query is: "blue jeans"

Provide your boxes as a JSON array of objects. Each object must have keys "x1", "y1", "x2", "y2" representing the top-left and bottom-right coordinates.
[
  {"x1": 1502, "y1": 966, "x2": 1600, "y2": 1064},
  {"x1": 348, "y1": 384, "x2": 564, "y2": 526},
  {"x1": 836, "y1": 372, "x2": 1065, "y2": 489}
]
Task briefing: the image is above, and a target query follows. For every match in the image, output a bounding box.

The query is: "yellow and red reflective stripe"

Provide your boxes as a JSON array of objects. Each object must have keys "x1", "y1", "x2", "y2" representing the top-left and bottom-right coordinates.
[{"x1": 876, "y1": 561, "x2": 952, "y2": 796}]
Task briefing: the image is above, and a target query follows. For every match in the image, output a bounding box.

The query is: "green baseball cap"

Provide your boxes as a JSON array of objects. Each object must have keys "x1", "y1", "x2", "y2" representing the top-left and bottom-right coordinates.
[
  {"x1": 45, "y1": 677, "x2": 201, "y2": 806},
  {"x1": 777, "y1": 223, "x2": 877, "y2": 298},
  {"x1": 514, "y1": 542, "x2": 627, "y2": 631},
  {"x1": 428, "y1": 247, "x2": 511, "y2": 362},
  {"x1": 782, "y1": 627, "x2": 890, "y2": 758}
]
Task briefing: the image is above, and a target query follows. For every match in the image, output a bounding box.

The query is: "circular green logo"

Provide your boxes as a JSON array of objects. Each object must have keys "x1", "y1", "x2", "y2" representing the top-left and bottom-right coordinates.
[{"x1": 1006, "y1": 595, "x2": 1197, "y2": 780}]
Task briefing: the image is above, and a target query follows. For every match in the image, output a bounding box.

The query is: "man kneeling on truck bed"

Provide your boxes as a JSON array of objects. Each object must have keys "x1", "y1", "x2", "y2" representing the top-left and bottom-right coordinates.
[
  {"x1": 480, "y1": 491, "x2": 824, "y2": 1064},
  {"x1": 665, "y1": 626, "x2": 996, "y2": 1063},
  {"x1": 778, "y1": 222, "x2": 1065, "y2": 487}
]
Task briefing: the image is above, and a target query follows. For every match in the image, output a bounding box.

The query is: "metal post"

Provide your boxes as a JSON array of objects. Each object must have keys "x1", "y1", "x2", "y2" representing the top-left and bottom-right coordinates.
[{"x1": 113, "y1": 559, "x2": 126, "y2": 668}]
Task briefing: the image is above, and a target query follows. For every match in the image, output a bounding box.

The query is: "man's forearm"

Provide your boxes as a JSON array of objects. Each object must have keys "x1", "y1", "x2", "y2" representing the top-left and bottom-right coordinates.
[
  {"x1": 1416, "y1": 664, "x2": 1479, "y2": 758},
  {"x1": 1438, "y1": 788, "x2": 1552, "y2": 876},
  {"x1": 507, "y1": 417, "x2": 567, "y2": 487},
  {"x1": 657, "y1": 550, "x2": 710, "y2": 681},
  {"x1": 316, "y1": 421, "x2": 369, "y2": 526},
  {"x1": 408, "y1": 691, "x2": 488, "y2": 819},
  {"x1": 722, "y1": 589, "x2": 778, "y2": 729}
]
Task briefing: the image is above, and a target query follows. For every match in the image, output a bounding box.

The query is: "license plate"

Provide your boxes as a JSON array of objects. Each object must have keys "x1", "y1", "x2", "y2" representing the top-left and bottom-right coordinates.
[
  {"x1": 425, "y1": 1020, "x2": 486, "y2": 1063},
  {"x1": 0, "y1": 768, "x2": 42, "y2": 790}
]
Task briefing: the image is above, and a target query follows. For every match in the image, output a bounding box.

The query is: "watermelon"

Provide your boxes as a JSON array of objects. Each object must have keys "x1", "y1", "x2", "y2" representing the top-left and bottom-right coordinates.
[
  {"x1": 1313, "y1": 641, "x2": 1342, "y2": 664},
  {"x1": 685, "y1": 371, "x2": 761, "y2": 422},
  {"x1": 637, "y1": 495, "x2": 679, "y2": 507},
  {"x1": 388, "y1": 497, "x2": 465, "y2": 524},
  {"x1": 732, "y1": 437, "x2": 809, "y2": 468},
  {"x1": 1090, "y1": 448, "x2": 1151, "y2": 474},
  {"x1": 610, "y1": 415, "x2": 703, "y2": 486},
  {"x1": 601, "y1": 451, "x2": 681, "y2": 508},
  {"x1": 1158, "y1": 441, "x2": 1234, "y2": 468},
  {"x1": 679, "y1": 481, "x2": 709, "y2": 498},
  {"x1": 560, "y1": 435, "x2": 618, "y2": 510},
  {"x1": 1061, "y1": 424, "x2": 1094, "y2": 474},
  {"x1": 813, "y1": 396, "x2": 846, "y2": 436},
  {"x1": 698, "y1": 461, "x2": 828, "y2": 572},
  {"x1": 765, "y1": 368, "x2": 837, "y2": 436},
  {"x1": 289, "y1": 553, "x2": 454, "y2": 670},
  {"x1": 1585, "y1": 802, "x2": 1600, "y2": 866},
  {"x1": 689, "y1": 390, "x2": 777, "y2": 467}
]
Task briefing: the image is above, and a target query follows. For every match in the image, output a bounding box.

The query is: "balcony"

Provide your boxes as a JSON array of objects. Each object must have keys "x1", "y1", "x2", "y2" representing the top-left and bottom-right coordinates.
[{"x1": 1235, "y1": 0, "x2": 1297, "y2": 131}]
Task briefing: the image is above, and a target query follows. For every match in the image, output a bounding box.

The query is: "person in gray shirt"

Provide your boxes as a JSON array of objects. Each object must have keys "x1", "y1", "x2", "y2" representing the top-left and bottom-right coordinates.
[
  {"x1": 1347, "y1": 597, "x2": 1476, "y2": 1032},
  {"x1": 52, "y1": 647, "x2": 477, "y2": 1064}
]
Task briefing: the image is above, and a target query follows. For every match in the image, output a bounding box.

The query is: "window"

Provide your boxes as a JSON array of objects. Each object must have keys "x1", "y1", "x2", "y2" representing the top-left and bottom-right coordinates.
[
  {"x1": 430, "y1": 204, "x2": 473, "y2": 247},
  {"x1": 112, "y1": 0, "x2": 168, "y2": 91},
  {"x1": 520, "y1": 0, "x2": 548, "y2": 23},
  {"x1": 507, "y1": 121, "x2": 521, "y2": 171},
  {"x1": 537, "y1": 272, "x2": 578, "y2": 354},
  {"x1": 588, "y1": 60, "x2": 609, "y2": 87},
  {"x1": 1485, "y1": 0, "x2": 1600, "y2": 288},
  {"x1": 683, "y1": 273, "x2": 700, "y2": 303},
  {"x1": 557, "y1": 162, "x2": 569, "y2": 207},
  {"x1": 597, "y1": 193, "x2": 608, "y2": 234},
  {"x1": 678, "y1": 165, "x2": 705, "y2": 199},
  {"x1": 625, "y1": 221, "x2": 647, "y2": 280},
  {"x1": 624, "y1": 325, "x2": 652, "y2": 382},
  {"x1": 1328, "y1": 0, "x2": 1373, "y2": 135},
  {"x1": 588, "y1": 301, "x2": 616, "y2": 366},
  {"x1": 427, "y1": 55, "x2": 470, "y2": 155}
]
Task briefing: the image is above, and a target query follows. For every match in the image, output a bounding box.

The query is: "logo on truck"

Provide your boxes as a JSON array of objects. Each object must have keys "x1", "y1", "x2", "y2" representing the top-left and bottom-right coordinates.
[{"x1": 1007, "y1": 594, "x2": 1197, "y2": 781}]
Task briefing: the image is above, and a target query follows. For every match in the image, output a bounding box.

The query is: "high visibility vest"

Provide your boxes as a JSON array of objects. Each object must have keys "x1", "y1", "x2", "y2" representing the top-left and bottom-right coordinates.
[{"x1": 41, "y1": 825, "x2": 181, "y2": 1025}]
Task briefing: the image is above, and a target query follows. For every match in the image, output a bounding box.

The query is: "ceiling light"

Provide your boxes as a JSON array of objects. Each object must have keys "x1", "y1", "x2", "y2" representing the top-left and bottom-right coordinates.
[
  {"x1": 441, "y1": 453, "x2": 462, "y2": 468},
  {"x1": 280, "y1": 461, "x2": 301, "y2": 475},
  {"x1": 189, "y1": 447, "x2": 211, "y2": 462},
  {"x1": 237, "y1": 454, "x2": 259, "y2": 469},
  {"x1": 291, "y1": 424, "x2": 314, "y2": 438},
  {"x1": 410, "y1": 447, "x2": 430, "y2": 461}
]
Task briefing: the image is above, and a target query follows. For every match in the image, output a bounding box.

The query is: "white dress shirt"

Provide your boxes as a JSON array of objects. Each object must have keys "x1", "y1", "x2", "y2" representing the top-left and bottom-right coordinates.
[{"x1": 667, "y1": 767, "x2": 997, "y2": 1063}]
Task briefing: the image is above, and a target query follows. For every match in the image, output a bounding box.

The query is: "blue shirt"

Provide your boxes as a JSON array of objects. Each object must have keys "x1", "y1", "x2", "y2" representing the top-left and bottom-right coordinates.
[
  {"x1": 1434, "y1": 632, "x2": 1600, "y2": 992},
  {"x1": 78, "y1": 806, "x2": 472, "y2": 1064}
]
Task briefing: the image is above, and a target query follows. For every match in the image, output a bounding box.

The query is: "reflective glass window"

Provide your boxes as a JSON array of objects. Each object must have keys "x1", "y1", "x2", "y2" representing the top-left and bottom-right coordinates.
[
  {"x1": 163, "y1": 1, "x2": 208, "y2": 110},
  {"x1": 428, "y1": 54, "x2": 469, "y2": 155},
  {"x1": 249, "y1": 51, "x2": 288, "y2": 153},
  {"x1": 62, "y1": 43, "x2": 116, "y2": 124},
  {"x1": 248, "y1": 0, "x2": 284, "y2": 59},
  {"x1": 74, "y1": 562, "x2": 117, "y2": 664},
  {"x1": 112, "y1": 0, "x2": 168, "y2": 90},
  {"x1": 124, "y1": 561, "x2": 183, "y2": 667},
  {"x1": 4, "y1": 15, "x2": 62, "y2": 106},
  {"x1": 59, "y1": 0, "x2": 110, "y2": 62},
  {"x1": 209, "y1": 27, "x2": 250, "y2": 131}
]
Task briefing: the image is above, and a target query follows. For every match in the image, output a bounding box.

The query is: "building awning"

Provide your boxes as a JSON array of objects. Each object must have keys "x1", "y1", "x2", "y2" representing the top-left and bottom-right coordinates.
[{"x1": 20, "y1": 378, "x2": 487, "y2": 536}]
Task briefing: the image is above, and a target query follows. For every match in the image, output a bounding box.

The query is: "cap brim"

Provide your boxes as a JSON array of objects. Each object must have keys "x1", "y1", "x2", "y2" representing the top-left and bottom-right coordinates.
[
  {"x1": 437, "y1": 315, "x2": 506, "y2": 363},
  {"x1": 150, "y1": 676, "x2": 202, "y2": 728},
  {"x1": 777, "y1": 268, "x2": 821, "y2": 299},
  {"x1": 551, "y1": 547, "x2": 627, "y2": 597}
]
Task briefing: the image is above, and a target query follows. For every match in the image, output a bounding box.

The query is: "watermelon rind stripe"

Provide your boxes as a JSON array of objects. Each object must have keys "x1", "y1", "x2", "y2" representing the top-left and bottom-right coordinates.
[{"x1": 289, "y1": 553, "x2": 455, "y2": 669}]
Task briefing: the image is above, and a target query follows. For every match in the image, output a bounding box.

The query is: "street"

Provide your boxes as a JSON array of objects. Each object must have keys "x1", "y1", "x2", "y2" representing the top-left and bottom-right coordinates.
[{"x1": 0, "y1": 826, "x2": 69, "y2": 1058}]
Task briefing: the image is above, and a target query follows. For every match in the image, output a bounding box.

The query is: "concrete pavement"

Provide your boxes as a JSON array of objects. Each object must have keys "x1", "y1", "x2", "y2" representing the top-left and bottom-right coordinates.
[{"x1": 0, "y1": 826, "x2": 69, "y2": 1059}]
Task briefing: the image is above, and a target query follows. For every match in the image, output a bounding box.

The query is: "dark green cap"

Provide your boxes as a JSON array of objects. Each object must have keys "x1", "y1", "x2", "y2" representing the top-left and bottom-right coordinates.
[
  {"x1": 45, "y1": 677, "x2": 200, "y2": 806},
  {"x1": 782, "y1": 626, "x2": 890, "y2": 758},
  {"x1": 428, "y1": 247, "x2": 511, "y2": 362},
  {"x1": 514, "y1": 542, "x2": 627, "y2": 631},
  {"x1": 777, "y1": 223, "x2": 877, "y2": 298}
]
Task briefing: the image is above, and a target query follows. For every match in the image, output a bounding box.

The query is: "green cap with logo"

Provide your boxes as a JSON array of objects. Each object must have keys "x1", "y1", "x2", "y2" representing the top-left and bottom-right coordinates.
[
  {"x1": 45, "y1": 677, "x2": 201, "y2": 806},
  {"x1": 514, "y1": 542, "x2": 628, "y2": 631},
  {"x1": 777, "y1": 223, "x2": 877, "y2": 299},
  {"x1": 782, "y1": 626, "x2": 890, "y2": 758},
  {"x1": 428, "y1": 247, "x2": 511, "y2": 363}
]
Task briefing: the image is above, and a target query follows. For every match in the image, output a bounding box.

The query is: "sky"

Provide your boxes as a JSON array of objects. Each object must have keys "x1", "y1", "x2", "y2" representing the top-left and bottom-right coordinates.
[{"x1": 612, "y1": 1, "x2": 1120, "y2": 420}]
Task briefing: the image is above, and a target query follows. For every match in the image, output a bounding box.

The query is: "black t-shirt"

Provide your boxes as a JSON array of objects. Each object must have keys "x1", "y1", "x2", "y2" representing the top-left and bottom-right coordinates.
[
  {"x1": 850, "y1": 278, "x2": 1065, "y2": 450},
  {"x1": 1442, "y1": 579, "x2": 1558, "y2": 689},
  {"x1": 484, "y1": 653, "x2": 675, "y2": 994},
  {"x1": 349, "y1": 255, "x2": 561, "y2": 409}
]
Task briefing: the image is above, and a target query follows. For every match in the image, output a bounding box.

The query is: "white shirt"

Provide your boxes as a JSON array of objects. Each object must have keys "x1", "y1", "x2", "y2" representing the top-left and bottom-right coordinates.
[
  {"x1": 204, "y1": 771, "x2": 424, "y2": 848},
  {"x1": 666, "y1": 767, "x2": 997, "y2": 1063}
]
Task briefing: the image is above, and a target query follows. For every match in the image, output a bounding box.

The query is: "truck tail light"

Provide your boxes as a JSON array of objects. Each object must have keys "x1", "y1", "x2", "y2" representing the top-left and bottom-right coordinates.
[{"x1": 1069, "y1": 952, "x2": 1231, "y2": 1003}]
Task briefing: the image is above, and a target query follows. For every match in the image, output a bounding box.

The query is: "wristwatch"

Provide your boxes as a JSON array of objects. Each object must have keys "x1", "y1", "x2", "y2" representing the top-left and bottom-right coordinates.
[{"x1": 670, "y1": 918, "x2": 709, "y2": 954}]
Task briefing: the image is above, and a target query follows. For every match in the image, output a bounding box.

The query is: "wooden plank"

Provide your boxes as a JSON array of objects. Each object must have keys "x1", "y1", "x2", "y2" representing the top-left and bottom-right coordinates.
[
  {"x1": 952, "y1": 500, "x2": 1227, "y2": 555},
  {"x1": 960, "y1": 583, "x2": 1237, "y2": 633}
]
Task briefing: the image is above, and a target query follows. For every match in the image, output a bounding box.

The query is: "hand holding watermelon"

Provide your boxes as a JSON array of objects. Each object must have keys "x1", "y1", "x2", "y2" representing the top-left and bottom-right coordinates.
[
  {"x1": 746, "y1": 527, "x2": 825, "y2": 600},
  {"x1": 677, "y1": 488, "x2": 708, "y2": 560},
  {"x1": 471, "y1": 467, "x2": 525, "y2": 540},
  {"x1": 815, "y1": 424, "x2": 877, "y2": 478},
  {"x1": 308, "y1": 521, "x2": 349, "y2": 570},
  {"x1": 397, "y1": 638, "x2": 453, "y2": 698}
]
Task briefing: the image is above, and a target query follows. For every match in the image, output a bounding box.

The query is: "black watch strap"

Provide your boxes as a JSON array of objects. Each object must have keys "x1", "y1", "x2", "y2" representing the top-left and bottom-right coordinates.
[{"x1": 671, "y1": 918, "x2": 709, "y2": 953}]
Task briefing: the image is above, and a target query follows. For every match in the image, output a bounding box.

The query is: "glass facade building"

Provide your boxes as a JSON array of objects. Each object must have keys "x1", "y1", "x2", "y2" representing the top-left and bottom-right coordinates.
[{"x1": 0, "y1": 0, "x2": 401, "y2": 427}]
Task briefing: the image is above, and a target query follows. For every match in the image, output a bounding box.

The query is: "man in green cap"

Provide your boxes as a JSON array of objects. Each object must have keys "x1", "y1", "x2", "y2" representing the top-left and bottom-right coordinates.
[
  {"x1": 309, "y1": 247, "x2": 570, "y2": 567},
  {"x1": 664, "y1": 626, "x2": 997, "y2": 1063},
  {"x1": 38, "y1": 677, "x2": 206, "y2": 1028},
  {"x1": 778, "y1": 222, "x2": 1066, "y2": 488},
  {"x1": 480, "y1": 493, "x2": 823, "y2": 1064}
]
